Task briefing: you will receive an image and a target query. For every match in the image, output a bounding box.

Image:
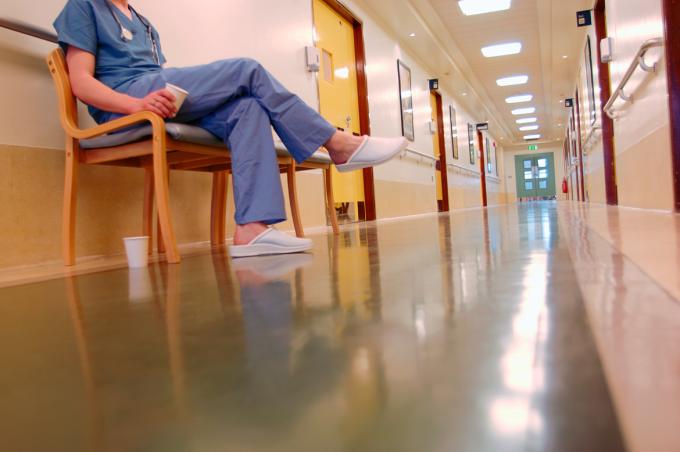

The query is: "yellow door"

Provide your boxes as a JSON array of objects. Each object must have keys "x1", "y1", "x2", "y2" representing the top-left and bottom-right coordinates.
[
  {"x1": 313, "y1": 0, "x2": 365, "y2": 222},
  {"x1": 431, "y1": 93, "x2": 443, "y2": 202}
]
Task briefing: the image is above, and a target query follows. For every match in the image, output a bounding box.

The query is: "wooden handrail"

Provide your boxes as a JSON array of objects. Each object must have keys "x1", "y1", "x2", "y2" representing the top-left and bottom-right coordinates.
[{"x1": 0, "y1": 17, "x2": 58, "y2": 43}]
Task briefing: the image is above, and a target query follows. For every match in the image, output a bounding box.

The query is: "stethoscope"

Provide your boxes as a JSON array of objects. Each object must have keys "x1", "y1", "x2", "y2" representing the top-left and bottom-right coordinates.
[{"x1": 105, "y1": 1, "x2": 161, "y2": 65}]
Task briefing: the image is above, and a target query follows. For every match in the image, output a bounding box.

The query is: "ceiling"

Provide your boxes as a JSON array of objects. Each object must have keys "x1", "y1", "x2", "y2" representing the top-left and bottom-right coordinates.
[{"x1": 355, "y1": 0, "x2": 593, "y2": 148}]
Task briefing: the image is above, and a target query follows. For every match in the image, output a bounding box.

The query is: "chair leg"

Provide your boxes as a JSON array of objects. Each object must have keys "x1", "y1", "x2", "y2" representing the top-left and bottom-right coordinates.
[
  {"x1": 143, "y1": 168, "x2": 154, "y2": 256},
  {"x1": 324, "y1": 168, "x2": 340, "y2": 235},
  {"x1": 156, "y1": 170, "x2": 167, "y2": 255},
  {"x1": 152, "y1": 137, "x2": 180, "y2": 264},
  {"x1": 210, "y1": 171, "x2": 228, "y2": 246},
  {"x1": 63, "y1": 138, "x2": 79, "y2": 266},
  {"x1": 221, "y1": 173, "x2": 229, "y2": 244},
  {"x1": 286, "y1": 161, "x2": 304, "y2": 238},
  {"x1": 157, "y1": 216, "x2": 165, "y2": 254}
]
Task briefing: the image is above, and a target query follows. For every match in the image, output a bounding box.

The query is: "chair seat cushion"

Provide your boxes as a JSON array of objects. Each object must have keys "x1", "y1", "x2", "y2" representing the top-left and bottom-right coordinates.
[
  {"x1": 80, "y1": 123, "x2": 332, "y2": 165},
  {"x1": 79, "y1": 123, "x2": 223, "y2": 149},
  {"x1": 304, "y1": 151, "x2": 333, "y2": 165}
]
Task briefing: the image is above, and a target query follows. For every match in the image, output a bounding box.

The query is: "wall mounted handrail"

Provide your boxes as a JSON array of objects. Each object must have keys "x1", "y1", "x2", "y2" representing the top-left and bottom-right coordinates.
[
  {"x1": 604, "y1": 37, "x2": 663, "y2": 119},
  {"x1": 582, "y1": 124, "x2": 602, "y2": 153},
  {"x1": 402, "y1": 148, "x2": 437, "y2": 162},
  {"x1": 447, "y1": 161, "x2": 480, "y2": 177},
  {"x1": 0, "y1": 17, "x2": 57, "y2": 43}
]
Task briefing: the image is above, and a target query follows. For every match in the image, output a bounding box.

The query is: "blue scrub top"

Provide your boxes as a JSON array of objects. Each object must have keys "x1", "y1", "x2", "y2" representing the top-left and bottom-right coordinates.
[{"x1": 53, "y1": 0, "x2": 166, "y2": 122}]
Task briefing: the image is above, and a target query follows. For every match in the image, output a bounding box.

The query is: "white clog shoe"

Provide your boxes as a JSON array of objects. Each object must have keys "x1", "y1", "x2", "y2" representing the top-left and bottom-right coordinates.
[
  {"x1": 335, "y1": 136, "x2": 409, "y2": 173},
  {"x1": 229, "y1": 227, "x2": 313, "y2": 258}
]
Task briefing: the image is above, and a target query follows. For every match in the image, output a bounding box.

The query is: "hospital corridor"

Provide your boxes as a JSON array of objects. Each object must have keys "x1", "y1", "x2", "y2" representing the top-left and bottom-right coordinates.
[{"x1": 1, "y1": 1, "x2": 679, "y2": 451}]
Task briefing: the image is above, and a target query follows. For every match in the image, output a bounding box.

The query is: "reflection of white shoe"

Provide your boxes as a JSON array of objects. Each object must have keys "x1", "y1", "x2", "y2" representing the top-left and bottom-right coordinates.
[
  {"x1": 229, "y1": 227, "x2": 313, "y2": 258},
  {"x1": 335, "y1": 136, "x2": 409, "y2": 173},
  {"x1": 231, "y1": 253, "x2": 313, "y2": 280}
]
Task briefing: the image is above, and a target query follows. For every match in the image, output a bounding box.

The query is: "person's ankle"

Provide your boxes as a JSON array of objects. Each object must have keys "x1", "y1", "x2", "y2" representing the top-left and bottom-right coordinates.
[
  {"x1": 325, "y1": 132, "x2": 363, "y2": 164},
  {"x1": 234, "y1": 222, "x2": 268, "y2": 245}
]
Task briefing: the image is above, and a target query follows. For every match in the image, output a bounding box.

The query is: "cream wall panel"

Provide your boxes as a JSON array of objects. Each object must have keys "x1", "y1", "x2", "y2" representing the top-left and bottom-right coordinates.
[
  {"x1": 583, "y1": 145, "x2": 607, "y2": 204},
  {"x1": 0, "y1": 144, "x2": 328, "y2": 270},
  {"x1": 374, "y1": 180, "x2": 436, "y2": 218}
]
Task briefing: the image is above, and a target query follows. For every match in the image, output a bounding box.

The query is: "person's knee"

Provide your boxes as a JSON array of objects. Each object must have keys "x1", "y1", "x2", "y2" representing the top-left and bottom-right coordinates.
[{"x1": 232, "y1": 57, "x2": 264, "y2": 74}]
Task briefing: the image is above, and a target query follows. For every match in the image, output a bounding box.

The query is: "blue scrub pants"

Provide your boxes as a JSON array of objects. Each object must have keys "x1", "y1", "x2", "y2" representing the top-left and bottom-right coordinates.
[{"x1": 111, "y1": 58, "x2": 337, "y2": 226}]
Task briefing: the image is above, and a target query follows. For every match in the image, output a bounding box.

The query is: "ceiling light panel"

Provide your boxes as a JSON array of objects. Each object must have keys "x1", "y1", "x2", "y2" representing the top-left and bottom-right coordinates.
[
  {"x1": 524, "y1": 134, "x2": 541, "y2": 140},
  {"x1": 512, "y1": 107, "x2": 536, "y2": 115},
  {"x1": 481, "y1": 42, "x2": 522, "y2": 58},
  {"x1": 516, "y1": 117, "x2": 537, "y2": 124},
  {"x1": 519, "y1": 125, "x2": 539, "y2": 131},
  {"x1": 505, "y1": 94, "x2": 533, "y2": 104},
  {"x1": 459, "y1": 0, "x2": 512, "y2": 16},
  {"x1": 496, "y1": 75, "x2": 528, "y2": 86}
]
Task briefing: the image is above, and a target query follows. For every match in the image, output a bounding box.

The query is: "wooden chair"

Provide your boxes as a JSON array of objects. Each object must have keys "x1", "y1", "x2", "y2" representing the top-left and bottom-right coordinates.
[
  {"x1": 276, "y1": 150, "x2": 340, "y2": 237},
  {"x1": 46, "y1": 48, "x2": 338, "y2": 266}
]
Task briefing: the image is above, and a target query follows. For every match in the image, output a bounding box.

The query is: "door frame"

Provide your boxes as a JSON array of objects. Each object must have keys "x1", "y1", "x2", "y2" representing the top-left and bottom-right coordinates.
[
  {"x1": 574, "y1": 89, "x2": 586, "y2": 201},
  {"x1": 315, "y1": 0, "x2": 377, "y2": 221},
  {"x1": 662, "y1": 0, "x2": 680, "y2": 211},
  {"x1": 477, "y1": 130, "x2": 488, "y2": 207},
  {"x1": 432, "y1": 90, "x2": 450, "y2": 212},
  {"x1": 594, "y1": 0, "x2": 619, "y2": 205}
]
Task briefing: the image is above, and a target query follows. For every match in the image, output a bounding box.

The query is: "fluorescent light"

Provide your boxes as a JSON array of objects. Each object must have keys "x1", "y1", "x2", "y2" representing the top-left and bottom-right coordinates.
[
  {"x1": 519, "y1": 125, "x2": 539, "y2": 131},
  {"x1": 505, "y1": 94, "x2": 533, "y2": 104},
  {"x1": 524, "y1": 134, "x2": 541, "y2": 140},
  {"x1": 482, "y1": 42, "x2": 522, "y2": 58},
  {"x1": 409, "y1": 33, "x2": 416, "y2": 37},
  {"x1": 459, "y1": 0, "x2": 511, "y2": 16},
  {"x1": 512, "y1": 107, "x2": 536, "y2": 115},
  {"x1": 516, "y1": 117, "x2": 537, "y2": 124},
  {"x1": 496, "y1": 75, "x2": 528, "y2": 86}
]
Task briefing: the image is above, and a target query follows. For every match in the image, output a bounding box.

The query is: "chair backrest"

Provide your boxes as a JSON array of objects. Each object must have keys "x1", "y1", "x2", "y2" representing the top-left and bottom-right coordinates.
[{"x1": 46, "y1": 48, "x2": 80, "y2": 136}]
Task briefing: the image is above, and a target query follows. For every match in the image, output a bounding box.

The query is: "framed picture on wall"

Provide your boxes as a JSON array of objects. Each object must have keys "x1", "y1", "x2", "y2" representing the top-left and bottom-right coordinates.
[
  {"x1": 449, "y1": 105, "x2": 459, "y2": 159},
  {"x1": 584, "y1": 36, "x2": 597, "y2": 126},
  {"x1": 467, "y1": 123, "x2": 475, "y2": 164},
  {"x1": 397, "y1": 60, "x2": 415, "y2": 141}
]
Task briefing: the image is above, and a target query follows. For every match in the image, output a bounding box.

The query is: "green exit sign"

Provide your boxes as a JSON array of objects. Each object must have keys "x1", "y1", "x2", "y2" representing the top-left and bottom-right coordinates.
[{"x1": 528, "y1": 144, "x2": 539, "y2": 151}]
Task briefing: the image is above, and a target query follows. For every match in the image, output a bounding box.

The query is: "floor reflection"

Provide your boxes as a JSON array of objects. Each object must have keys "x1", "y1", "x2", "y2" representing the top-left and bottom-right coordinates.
[{"x1": 0, "y1": 202, "x2": 627, "y2": 452}]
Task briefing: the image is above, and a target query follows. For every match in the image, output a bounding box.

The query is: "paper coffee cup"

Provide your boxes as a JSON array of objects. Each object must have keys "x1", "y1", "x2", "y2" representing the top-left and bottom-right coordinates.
[
  {"x1": 166, "y1": 83, "x2": 189, "y2": 111},
  {"x1": 123, "y1": 236, "x2": 150, "y2": 269}
]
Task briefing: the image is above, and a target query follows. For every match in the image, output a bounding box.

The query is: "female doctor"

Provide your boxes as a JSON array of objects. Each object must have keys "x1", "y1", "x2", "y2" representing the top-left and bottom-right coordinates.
[{"x1": 53, "y1": 0, "x2": 408, "y2": 258}]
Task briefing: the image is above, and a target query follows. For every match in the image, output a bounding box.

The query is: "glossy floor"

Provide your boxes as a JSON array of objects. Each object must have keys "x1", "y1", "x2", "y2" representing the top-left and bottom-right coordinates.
[{"x1": 0, "y1": 202, "x2": 656, "y2": 452}]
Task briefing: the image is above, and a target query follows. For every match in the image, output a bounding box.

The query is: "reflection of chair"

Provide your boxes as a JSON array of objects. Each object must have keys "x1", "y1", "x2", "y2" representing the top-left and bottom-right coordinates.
[{"x1": 64, "y1": 267, "x2": 188, "y2": 437}]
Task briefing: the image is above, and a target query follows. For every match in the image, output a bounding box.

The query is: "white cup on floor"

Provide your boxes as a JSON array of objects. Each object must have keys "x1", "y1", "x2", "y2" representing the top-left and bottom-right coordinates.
[
  {"x1": 123, "y1": 236, "x2": 150, "y2": 269},
  {"x1": 128, "y1": 268, "x2": 152, "y2": 303},
  {"x1": 165, "y1": 83, "x2": 189, "y2": 112}
]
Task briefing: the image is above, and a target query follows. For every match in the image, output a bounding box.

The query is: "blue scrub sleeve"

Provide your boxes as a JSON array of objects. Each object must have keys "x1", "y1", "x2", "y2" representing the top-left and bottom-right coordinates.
[{"x1": 53, "y1": 0, "x2": 97, "y2": 55}]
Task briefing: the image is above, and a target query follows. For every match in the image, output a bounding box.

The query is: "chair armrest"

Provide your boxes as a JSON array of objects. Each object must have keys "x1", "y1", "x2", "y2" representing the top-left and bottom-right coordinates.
[{"x1": 67, "y1": 111, "x2": 166, "y2": 141}]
